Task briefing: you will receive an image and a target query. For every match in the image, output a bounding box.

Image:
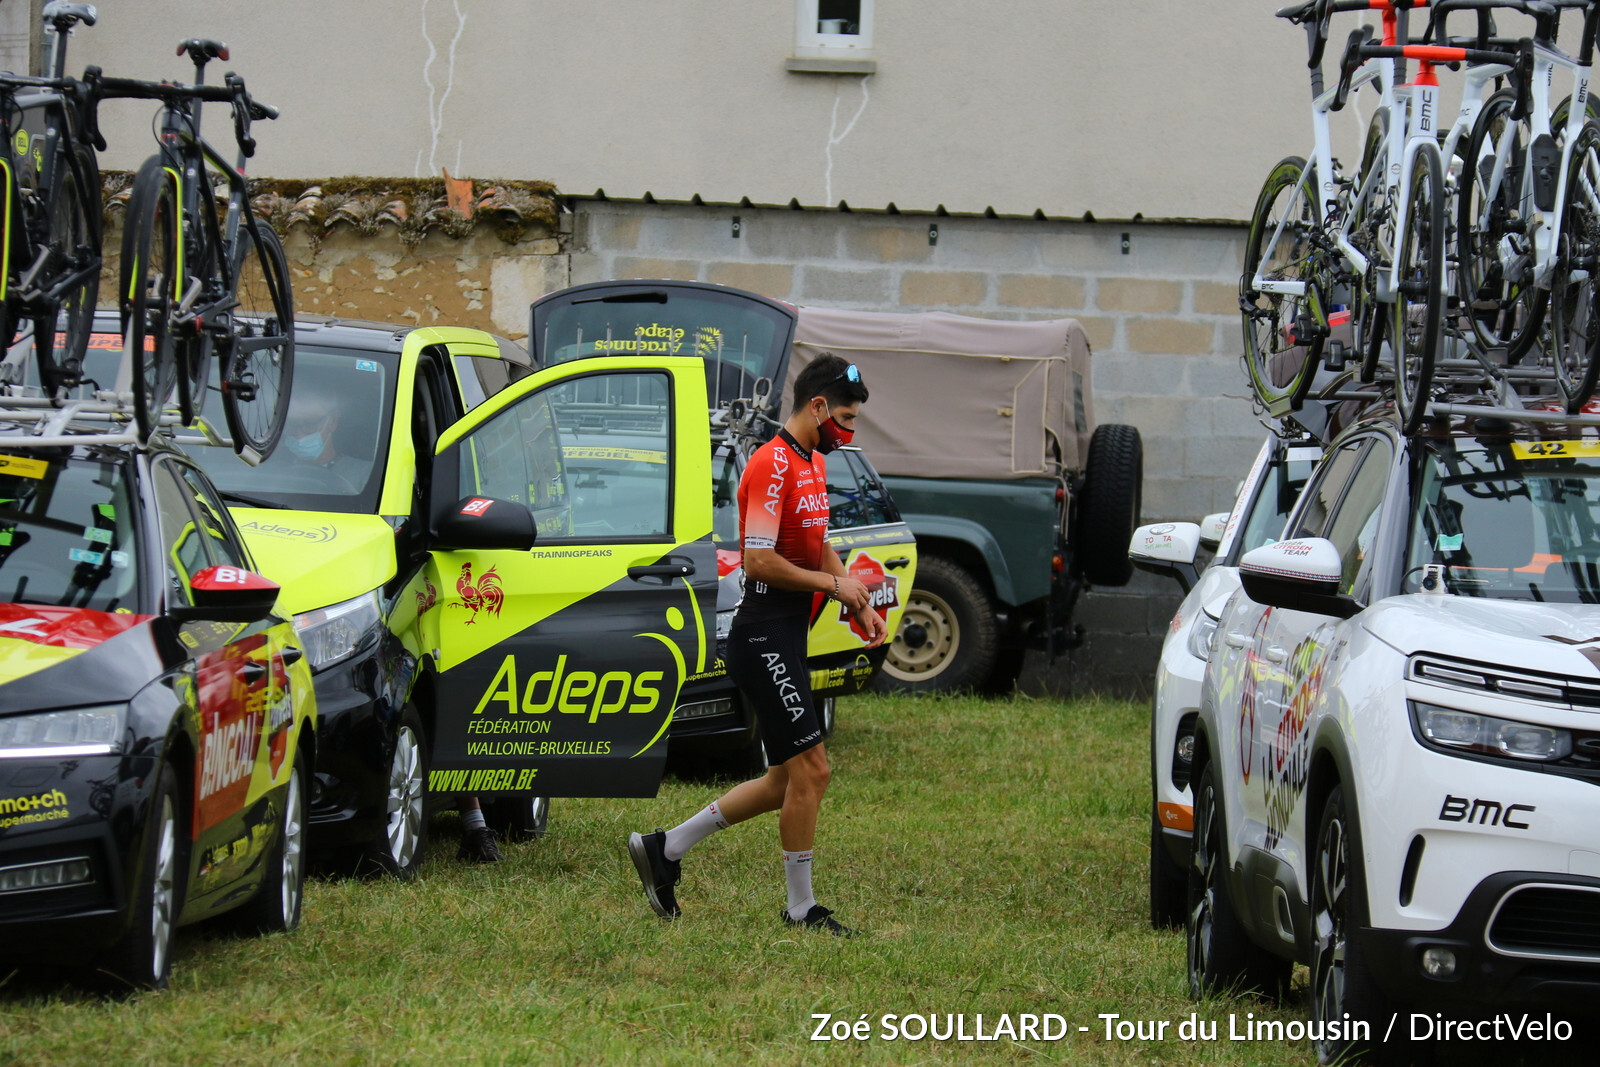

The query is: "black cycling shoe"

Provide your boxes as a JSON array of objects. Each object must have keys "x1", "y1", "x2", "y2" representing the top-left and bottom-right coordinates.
[
  {"x1": 457, "y1": 825, "x2": 504, "y2": 863},
  {"x1": 627, "y1": 829, "x2": 681, "y2": 918},
  {"x1": 782, "y1": 904, "x2": 855, "y2": 937}
]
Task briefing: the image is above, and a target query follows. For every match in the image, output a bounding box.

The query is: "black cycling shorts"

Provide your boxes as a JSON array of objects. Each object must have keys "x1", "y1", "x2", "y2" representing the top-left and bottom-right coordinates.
[{"x1": 727, "y1": 613, "x2": 824, "y2": 762}]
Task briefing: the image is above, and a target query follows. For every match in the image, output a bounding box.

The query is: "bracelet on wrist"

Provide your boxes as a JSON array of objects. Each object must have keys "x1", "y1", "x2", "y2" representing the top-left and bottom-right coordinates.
[{"x1": 831, "y1": 575, "x2": 840, "y2": 601}]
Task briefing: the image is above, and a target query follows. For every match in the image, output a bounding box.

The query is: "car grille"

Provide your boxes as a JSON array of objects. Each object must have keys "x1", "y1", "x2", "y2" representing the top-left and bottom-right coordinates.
[
  {"x1": 1488, "y1": 885, "x2": 1600, "y2": 961},
  {"x1": 1410, "y1": 655, "x2": 1600, "y2": 710}
]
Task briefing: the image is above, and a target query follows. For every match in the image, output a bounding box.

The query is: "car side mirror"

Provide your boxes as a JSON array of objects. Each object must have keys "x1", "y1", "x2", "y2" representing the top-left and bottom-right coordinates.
[
  {"x1": 173, "y1": 565, "x2": 281, "y2": 623},
  {"x1": 435, "y1": 495, "x2": 537, "y2": 551},
  {"x1": 1199, "y1": 511, "x2": 1229, "y2": 548},
  {"x1": 1238, "y1": 538, "x2": 1362, "y2": 619},
  {"x1": 1128, "y1": 522, "x2": 1201, "y2": 593}
]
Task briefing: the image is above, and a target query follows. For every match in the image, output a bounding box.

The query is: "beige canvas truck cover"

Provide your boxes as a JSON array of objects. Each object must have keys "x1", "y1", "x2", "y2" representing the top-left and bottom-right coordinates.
[{"x1": 789, "y1": 307, "x2": 1095, "y2": 480}]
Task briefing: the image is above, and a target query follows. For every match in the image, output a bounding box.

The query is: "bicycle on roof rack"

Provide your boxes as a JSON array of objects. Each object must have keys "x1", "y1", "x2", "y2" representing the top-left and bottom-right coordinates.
[
  {"x1": 0, "y1": 2, "x2": 103, "y2": 398},
  {"x1": 1448, "y1": 0, "x2": 1600, "y2": 413},
  {"x1": 83, "y1": 37, "x2": 293, "y2": 461},
  {"x1": 1245, "y1": 0, "x2": 1600, "y2": 434},
  {"x1": 1243, "y1": 0, "x2": 1500, "y2": 433}
]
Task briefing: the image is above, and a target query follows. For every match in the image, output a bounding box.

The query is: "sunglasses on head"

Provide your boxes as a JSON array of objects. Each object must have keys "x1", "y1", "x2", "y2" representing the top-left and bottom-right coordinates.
[{"x1": 829, "y1": 363, "x2": 861, "y2": 386}]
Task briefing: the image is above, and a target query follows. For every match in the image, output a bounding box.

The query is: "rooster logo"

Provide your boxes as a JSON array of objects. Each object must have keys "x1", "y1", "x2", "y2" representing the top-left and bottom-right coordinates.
[
  {"x1": 454, "y1": 563, "x2": 504, "y2": 624},
  {"x1": 416, "y1": 576, "x2": 438, "y2": 616}
]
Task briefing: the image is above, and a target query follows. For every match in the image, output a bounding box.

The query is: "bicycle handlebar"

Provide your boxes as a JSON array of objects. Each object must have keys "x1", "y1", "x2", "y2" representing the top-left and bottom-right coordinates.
[
  {"x1": 80, "y1": 65, "x2": 278, "y2": 158},
  {"x1": 1357, "y1": 41, "x2": 1527, "y2": 62},
  {"x1": 0, "y1": 72, "x2": 85, "y2": 92},
  {"x1": 85, "y1": 70, "x2": 234, "y2": 103}
]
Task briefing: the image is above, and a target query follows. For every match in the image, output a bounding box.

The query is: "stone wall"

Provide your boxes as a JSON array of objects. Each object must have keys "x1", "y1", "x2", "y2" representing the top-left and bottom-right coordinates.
[
  {"x1": 99, "y1": 191, "x2": 569, "y2": 346},
  {"x1": 277, "y1": 228, "x2": 567, "y2": 340}
]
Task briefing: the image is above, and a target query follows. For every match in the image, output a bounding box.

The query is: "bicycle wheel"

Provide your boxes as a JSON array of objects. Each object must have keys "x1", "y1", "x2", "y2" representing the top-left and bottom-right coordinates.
[
  {"x1": 1352, "y1": 109, "x2": 1390, "y2": 384},
  {"x1": 220, "y1": 219, "x2": 293, "y2": 459},
  {"x1": 1241, "y1": 156, "x2": 1321, "y2": 415},
  {"x1": 1548, "y1": 120, "x2": 1600, "y2": 413},
  {"x1": 34, "y1": 144, "x2": 101, "y2": 396},
  {"x1": 1391, "y1": 141, "x2": 1445, "y2": 435},
  {"x1": 1458, "y1": 89, "x2": 1544, "y2": 362},
  {"x1": 119, "y1": 157, "x2": 181, "y2": 442}
]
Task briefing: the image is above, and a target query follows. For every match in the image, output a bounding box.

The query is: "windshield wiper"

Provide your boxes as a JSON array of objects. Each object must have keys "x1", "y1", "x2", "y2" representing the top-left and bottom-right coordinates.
[{"x1": 218, "y1": 490, "x2": 285, "y2": 510}]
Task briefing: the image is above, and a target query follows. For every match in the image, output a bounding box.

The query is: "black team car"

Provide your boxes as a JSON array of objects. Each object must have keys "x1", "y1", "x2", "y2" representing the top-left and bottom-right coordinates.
[{"x1": 0, "y1": 430, "x2": 316, "y2": 991}]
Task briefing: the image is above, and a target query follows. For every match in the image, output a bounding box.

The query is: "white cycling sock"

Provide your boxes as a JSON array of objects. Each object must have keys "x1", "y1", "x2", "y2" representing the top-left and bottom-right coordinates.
[
  {"x1": 784, "y1": 849, "x2": 816, "y2": 920},
  {"x1": 664, "y1": 802, "x2": 729, "y2": 861},
  {"x1": 461, "y1": 807, "x2": 486, "y2": 832}
]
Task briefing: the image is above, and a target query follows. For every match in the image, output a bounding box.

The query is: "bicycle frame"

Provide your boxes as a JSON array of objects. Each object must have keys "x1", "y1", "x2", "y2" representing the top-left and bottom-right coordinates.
[{"x1": 156, "y1": 100, "x2": 262, "y2": 336}]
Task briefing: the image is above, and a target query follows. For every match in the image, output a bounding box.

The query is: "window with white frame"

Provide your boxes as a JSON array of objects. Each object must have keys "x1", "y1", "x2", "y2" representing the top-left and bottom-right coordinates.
[{"x1": 794, "y1": 0, "x2": 874, "y2": 57}]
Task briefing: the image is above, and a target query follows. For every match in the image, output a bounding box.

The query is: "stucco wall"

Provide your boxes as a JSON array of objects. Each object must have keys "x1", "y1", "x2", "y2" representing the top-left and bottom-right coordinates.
[{"x1": 68, "y1": 0, "x2": 1316, "y2": 221}]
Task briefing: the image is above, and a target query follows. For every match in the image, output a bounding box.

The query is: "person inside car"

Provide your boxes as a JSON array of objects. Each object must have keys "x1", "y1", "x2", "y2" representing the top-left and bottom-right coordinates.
[{"x1": 283, "y1": 393, "x2": 367, "y2": 493}]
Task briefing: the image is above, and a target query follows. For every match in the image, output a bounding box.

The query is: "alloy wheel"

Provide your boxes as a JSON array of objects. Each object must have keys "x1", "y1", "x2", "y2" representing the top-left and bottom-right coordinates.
[{"x1": 387, "y1": 726, "x2": 425, "y2": 866}]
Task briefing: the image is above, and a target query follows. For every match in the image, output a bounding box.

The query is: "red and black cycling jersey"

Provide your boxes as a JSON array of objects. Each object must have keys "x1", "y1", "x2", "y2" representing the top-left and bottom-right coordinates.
[{"x1": 736, "y1": 429, "x2": 829, "y2": 623}]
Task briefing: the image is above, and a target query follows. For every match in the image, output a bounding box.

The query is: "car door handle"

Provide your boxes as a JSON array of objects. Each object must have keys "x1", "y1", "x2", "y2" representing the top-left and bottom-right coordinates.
[
  {"x1": 628, "y1": 561, "x2": 695, "y2": 582},
  {"x1": 280, "y1": 647, "x2": 303, "y2": 666},
  {"x1": 238, "y1": 662, "x2": 268, "y2": 684},
  {"x1": 1224, "y1": 632, "x2": 1250, "y2": 649},
  {"x1": 1264, "y1": 645, "x2": 1289, "y2": 663},
  {"x1": 885, "y1": 557, "x2": 911, "y2": 570}
]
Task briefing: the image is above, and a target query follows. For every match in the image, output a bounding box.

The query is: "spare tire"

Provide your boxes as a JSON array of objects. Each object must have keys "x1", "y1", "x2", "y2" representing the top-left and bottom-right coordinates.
[{"x1": 1078, "y1": 424, "x2": 1144, "y2": 586}]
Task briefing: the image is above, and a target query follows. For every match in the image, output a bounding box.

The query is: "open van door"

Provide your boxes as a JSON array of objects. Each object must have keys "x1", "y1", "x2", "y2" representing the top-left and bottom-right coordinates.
[{"x1": 419, "y1": 355, "x2": 715, "y2": 798}]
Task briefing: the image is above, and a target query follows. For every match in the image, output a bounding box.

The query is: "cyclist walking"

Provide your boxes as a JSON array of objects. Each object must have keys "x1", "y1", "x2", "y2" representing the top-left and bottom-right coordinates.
[{"x1": 628, "y1": 353, "x2": 884, "y2": 935}]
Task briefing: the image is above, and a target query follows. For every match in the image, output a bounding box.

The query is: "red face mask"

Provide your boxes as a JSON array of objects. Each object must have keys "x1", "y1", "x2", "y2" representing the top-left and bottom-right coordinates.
[{"x1": 816, "y1": 415, "x2": 854, "y2": 454}]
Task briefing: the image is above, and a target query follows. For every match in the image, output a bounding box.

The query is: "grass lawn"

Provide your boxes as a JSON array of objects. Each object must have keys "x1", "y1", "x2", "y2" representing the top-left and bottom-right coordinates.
[{"x1": 0, "y1": 693, "x2": 1586, "y2": 1065}]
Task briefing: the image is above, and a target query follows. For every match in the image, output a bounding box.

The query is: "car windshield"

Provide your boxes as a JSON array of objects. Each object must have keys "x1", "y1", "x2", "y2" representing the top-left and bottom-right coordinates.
[
  {"x1": 1234, "y1": 449, "x2": 1319, "y2": 558},
  {"x1": 1404, "y1": 438, "x2": 1600, "y2": 602},
  {"x1": 0, "y1": 452, "x2": 139, "y2": 612},
  {"x1": 180, "y1": 347, "x2": 397, "y2": 514},
  {"x1": 533, "y1": 287, "x2": 791, "y2": 409}
]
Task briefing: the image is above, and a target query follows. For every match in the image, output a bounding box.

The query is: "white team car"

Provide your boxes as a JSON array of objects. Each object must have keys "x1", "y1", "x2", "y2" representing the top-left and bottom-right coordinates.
[
  {"x1": 1131, "y1": 434, "x2": 1321, "y2": 928},
  {"x1": 1190, "y1": 407, "x2": 1600, "y2": 1063}
]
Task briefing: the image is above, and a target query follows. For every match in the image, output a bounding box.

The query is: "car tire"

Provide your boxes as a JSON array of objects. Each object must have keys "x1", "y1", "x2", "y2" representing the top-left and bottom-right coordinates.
[
  {"x1": 1149, "y1": 806, "x2": 1187, "y2": 929},
  {"x1": 485, "y1": 795, "x2": 551, "y2": 842},
  {"x1": 1079, "y1": 424, "x2": 1144, "y2": 587},
  {"x1": 1311, "y1": 784, "x2": 1408, "y2": 1065},
  {"x1": 93, "y1": 760, "x2": 182, "y2": 992},
  {"x1": 359, "y1": 706, "x2": 428, "y2": 879},
  {"x1": 1186, "y1": 762, "x2": 1289, "y2": 1000},
  {"x1": 875, "y1": 556, "x2": 999, "y2": 693},
  {"x1": 234, "y1": 747, "x2": 308, "y2": 934},
  {"x1": 818, "y1": 696, "x2": 837, "y2": 739}
]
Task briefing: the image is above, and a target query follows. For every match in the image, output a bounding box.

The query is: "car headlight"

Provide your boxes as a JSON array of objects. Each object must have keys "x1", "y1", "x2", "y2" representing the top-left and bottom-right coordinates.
[
  {"x1": 1187, "y1": 613, "x2": 1220, "y2": 661},
  {"x1": 1412, "y1": 701, "x2": 1573, "y2": 761},
  {"x1": 294, "y1": 590, "x2": 383, "y2": 671},
  {"x1": 0, "y1": 705, "x2": 124, "y2": 759}
]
